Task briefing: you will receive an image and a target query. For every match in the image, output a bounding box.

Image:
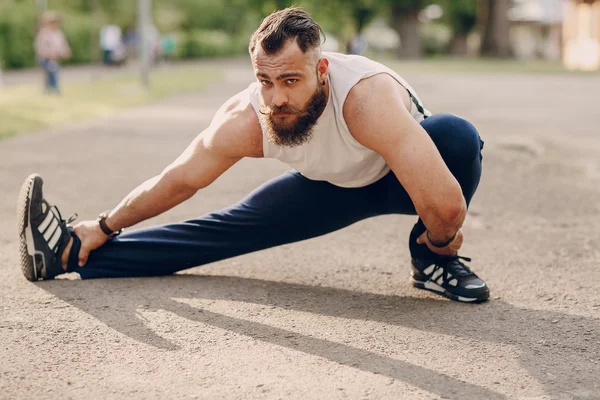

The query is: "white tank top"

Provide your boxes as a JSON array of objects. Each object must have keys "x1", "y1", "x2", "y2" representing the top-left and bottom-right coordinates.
[{"x1": 248, "y1": 51, "x2": 431, "y2": 188}]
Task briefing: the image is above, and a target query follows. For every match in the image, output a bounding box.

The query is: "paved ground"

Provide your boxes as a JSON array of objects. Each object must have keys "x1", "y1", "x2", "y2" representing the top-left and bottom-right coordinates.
[{"x1": 1, "y1": 60, "x2": 600, "y2": 400}]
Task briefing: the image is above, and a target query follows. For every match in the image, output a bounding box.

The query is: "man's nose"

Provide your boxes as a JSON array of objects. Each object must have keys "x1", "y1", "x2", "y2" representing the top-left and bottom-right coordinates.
[{"x1": 272, "y1": 87, "x2": 288, "y2": 107}]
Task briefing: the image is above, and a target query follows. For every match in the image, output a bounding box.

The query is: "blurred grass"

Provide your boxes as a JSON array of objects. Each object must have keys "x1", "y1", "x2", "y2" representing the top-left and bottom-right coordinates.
[
  {"x1": 377, "y1": 56, "x2": 598, "y2": 75},
  {"x1": 0, "y1": 65, "x2": 221, "y2": 139}
]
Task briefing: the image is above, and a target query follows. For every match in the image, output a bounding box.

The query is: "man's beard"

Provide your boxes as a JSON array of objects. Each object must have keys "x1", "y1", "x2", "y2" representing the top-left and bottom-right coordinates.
[{"x1": 260, "y1": 84, "x2": 327, "y2": 147}]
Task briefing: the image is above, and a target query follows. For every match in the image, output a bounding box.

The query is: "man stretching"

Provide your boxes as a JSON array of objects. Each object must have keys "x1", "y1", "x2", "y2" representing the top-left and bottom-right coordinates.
[{"x1": 17, "y1": 7, "x2": 488, "y2": 303}]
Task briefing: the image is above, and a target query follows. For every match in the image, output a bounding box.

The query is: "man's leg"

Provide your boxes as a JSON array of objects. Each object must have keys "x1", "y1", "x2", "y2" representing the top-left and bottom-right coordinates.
[
  {"x1": 70, "y1": 171, "x2": 383, "y2": 279},
  {"x1": 381, "y1": 113, "x2": 488, "y2": 302},
  {"x1": 408, "y1": 113, "x2": 484, "y2": 258}
]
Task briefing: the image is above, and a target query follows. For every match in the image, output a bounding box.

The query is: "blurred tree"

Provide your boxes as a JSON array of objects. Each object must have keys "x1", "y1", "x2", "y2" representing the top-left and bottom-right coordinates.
[
  {"x1": 378, "y1": 0, "x2": 431, "y2": 59},
  {"x1": 222, "y1": 0, "x2": 253, "y2": 36},
  {"x1": 345, "y1": 0, "x2": 379, "y2": 34},
  {"x1": 246, "y1": 0, "x2": 294, "y2": 17},
  {"x1": 480, "y1": 0, "x2": 512, "y2": 57},
  {"x1": 439, "y1": 0, "x2": 477, "y2": 56}
]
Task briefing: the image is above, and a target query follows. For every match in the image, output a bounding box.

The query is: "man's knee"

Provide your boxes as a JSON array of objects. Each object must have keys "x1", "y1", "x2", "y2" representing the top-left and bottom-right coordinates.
[{"x1": 423, "y1": 113, "x2": 483, "y2": 163}]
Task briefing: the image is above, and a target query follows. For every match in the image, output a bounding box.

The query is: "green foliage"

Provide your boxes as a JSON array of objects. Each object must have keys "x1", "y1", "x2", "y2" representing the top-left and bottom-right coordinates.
[
  {"x1": 439, "y1": 0, "x2": 477, "y2": 35},
  {"x1": 378, "y1": 0, "x2": 428, "y2": 13},
  {"x1": 0, "y1": 0, "x2": 480, "y2": 68},
  {"x1": 61, "y1": 13, "x2": 96, "y2": 64},
  {"x1": 421, "y1": 22, "x2": 452, "y2": 55},
  {"x1": 245, "y1": 0, "x2": 295, "y2": 17},
  {"x1": 0, "y1": 6, "x2": 37, "y2": 68},
  {"x1": 177, "y1": 0, "x2": 250, "y2": 33},
  {"x1": 180, "y1": 30, "x2": 247, "y2": 59}
]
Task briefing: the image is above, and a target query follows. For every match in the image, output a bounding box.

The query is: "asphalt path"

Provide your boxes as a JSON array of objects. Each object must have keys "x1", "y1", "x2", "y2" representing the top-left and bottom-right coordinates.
[{"x1": 1, "y1": 60, "x2": 599, "y2": 399}]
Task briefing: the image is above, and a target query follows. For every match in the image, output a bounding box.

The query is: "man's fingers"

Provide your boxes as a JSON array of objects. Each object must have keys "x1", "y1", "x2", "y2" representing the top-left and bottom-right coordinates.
[{"x1": 78, "y1": 246, "x2": 89, "y2": 267}]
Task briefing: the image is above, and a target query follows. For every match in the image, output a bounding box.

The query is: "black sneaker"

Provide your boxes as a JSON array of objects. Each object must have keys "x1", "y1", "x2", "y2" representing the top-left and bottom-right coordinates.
[
  {"x1": 411, "y1": 255, "x2": 489, "y2": 303},
  {"x1": 17, "y1": 174, "x2": 76, "y2": 281}
]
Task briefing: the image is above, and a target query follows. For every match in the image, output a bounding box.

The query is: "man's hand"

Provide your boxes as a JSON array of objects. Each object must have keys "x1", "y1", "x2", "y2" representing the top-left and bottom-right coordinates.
[
  {"x1": 416, "y1": 229, "x2": 463, "y2": 256},
  {"x1": 73, "y1": 221, "x2": 109, "y2": 266}
]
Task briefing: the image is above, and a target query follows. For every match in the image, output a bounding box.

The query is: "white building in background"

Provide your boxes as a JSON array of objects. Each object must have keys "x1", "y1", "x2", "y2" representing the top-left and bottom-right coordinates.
[
  {"x1": 509, "y1": 0, "x2": 564, "y2": 60},
  {"x1": 563, "y1": 0, "x2": 600, "y2": 71},
  {"x1": 509, "y1": 0, "x2": 600, "y2": 70}
]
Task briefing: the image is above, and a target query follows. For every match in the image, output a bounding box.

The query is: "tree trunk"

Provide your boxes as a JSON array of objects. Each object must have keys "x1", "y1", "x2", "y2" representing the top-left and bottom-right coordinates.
[
  {"x1": 480, "y1": 0, "x2": 512, "y2": 57},
  {"x1": 449, "y1": 33, "x2": 469, "y2": 56},
  {"x1": 392, "y1": 6, "x2": 423, "y2": 59}
]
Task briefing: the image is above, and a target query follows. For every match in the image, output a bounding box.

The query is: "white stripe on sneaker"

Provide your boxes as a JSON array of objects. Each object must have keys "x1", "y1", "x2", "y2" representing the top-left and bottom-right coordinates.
[
  {"x1": 43, "y1": 219, "x2": 59, "y2": 241},
  {"x1": 423, "y1": 265, "x2": 435, "y2": 275},
  {"x1": 48, "y1": 227, "x2": 62, "y2": 252},
  {"x1": 38, "y1": 212, "x2": 54, "y2": 233},
  {"x1": 431, "y1": 268, "x2": 443, "y2": 282},
  {"x1": 424, "y1": 280, "x2": 444, "y2": 293}
]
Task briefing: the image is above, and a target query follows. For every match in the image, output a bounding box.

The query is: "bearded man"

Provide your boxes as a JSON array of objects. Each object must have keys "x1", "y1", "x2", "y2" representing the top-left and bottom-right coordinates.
[{"x1": 17, "y1": 7, "x2": 488, "y2": 303}]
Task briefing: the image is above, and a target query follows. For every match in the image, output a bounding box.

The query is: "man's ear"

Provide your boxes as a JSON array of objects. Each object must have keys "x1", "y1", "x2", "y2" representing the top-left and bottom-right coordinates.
[{"x1": 316, "y1": 57, "x2": 329, "y2": 83}]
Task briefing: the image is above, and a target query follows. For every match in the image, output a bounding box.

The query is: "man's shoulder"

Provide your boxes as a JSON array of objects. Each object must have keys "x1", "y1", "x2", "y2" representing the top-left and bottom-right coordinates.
[
  {"x1": 207, "y1": 88, "x2": 263, "y2": 158},
  {"x1": 343, "y1": 74, "x2": 412, "y2": 142},
  {"x1": 344, "y1": 74, "x2": 402, "y2": 116}
]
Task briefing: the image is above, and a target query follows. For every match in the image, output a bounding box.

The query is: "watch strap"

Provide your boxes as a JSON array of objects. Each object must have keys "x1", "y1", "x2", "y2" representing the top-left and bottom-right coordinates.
[
  {"x1": 98, "y1": 210, "x2": 121, "y2": 237},
  {"x1": 426, "y1": 230, "x2": 457, "y2": 248}
]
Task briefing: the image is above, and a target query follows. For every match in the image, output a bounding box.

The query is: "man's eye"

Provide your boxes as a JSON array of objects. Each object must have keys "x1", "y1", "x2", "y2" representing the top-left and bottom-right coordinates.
[
  {"x1": 260, "y1": 80, "x2": 272, "y2": 86},
  {"x1": 286, "y1": 79, "x2": 297, "y2": 85}
]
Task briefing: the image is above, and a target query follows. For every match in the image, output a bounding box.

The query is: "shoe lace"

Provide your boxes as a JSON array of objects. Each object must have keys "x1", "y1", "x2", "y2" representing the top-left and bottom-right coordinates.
[
  {"x1": 66, "y1": 213, "x2": 78, "y2": 225},
  {"x1": 438, "y1": 255, "x2": 474, "y2": 279},
  {"x1": 51, "y1": 205, "x2": 78, "y2": 225}
]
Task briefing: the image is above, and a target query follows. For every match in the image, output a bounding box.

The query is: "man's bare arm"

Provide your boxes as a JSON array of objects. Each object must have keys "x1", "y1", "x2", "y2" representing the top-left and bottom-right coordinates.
[
  {"x1": 104, "y1": 92, "x2": 263, "y2": 232},
  {"x1": 344, "y1": 74, "x2": 466, "y2": 245},
  {"x1": 71, "y1": 90, "x2": 263, "y2": 266}
]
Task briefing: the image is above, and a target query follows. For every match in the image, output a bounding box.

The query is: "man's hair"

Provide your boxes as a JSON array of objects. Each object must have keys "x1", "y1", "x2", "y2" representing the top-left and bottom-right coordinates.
[{"x1": 249, "y1": 7, "x2": 324, "y2": 56}]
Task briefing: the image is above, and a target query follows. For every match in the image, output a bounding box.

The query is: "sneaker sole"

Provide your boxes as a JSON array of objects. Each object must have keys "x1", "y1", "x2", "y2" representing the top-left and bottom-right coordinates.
[
  {"x1": 17, "y1": 174, "x2": 40, "y2": 281},
  {"x1": 410, "y1": 277, "x2": 489, "y2": 303}
]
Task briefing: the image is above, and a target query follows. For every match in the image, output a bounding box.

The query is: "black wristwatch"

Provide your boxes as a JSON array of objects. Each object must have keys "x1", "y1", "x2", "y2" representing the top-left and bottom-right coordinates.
[{"x1": 97, "y1": 210, "x2": 122, "y2": 238}]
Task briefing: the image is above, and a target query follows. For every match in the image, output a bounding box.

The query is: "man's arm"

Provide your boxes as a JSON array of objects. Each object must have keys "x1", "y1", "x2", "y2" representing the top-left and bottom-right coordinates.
[
  {"x1": 344, "y1": 74, "x2": 466, "y2": 251},
  {"x1": 104, "y1": 92, "x2": 262, "y2": 232},
  {"x1": 73, "y1": 90, "x2": 263, "y2": 266}
]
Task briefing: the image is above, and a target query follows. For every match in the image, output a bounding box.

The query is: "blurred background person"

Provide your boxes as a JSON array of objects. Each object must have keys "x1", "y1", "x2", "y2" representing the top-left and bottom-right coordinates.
[
  {"x1": 347, "y1": 33, "x2": 368, "y2": 55},
  {"x1": 33, "y1": 11, "x2": 71, "y2": 95},
  {"x1": 99, "y1": 24, "x2": 122, "y2": 66},
  {"x1": 160, "y1": 33, "x2": 176, "y2": 63}
]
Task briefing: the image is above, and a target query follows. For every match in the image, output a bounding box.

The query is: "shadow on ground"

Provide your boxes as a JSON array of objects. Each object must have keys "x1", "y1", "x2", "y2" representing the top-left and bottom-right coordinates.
[{"x1": 41, "y1": 275, "x2": 599, "y2": 399}]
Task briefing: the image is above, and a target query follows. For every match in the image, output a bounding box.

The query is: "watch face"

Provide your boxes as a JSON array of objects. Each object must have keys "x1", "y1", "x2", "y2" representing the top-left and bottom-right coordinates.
[{"x1": 98, "y1": 210, "x2": 113, "y2": 223}]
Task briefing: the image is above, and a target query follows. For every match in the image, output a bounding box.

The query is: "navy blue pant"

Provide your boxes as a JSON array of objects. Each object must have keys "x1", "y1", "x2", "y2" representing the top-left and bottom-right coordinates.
[
  {"x1": 40, "y1": 59, "x2": 59, "y2": 93},
  {"x1": 70, "y1": 113, "x2": 484, "y2": 279}
]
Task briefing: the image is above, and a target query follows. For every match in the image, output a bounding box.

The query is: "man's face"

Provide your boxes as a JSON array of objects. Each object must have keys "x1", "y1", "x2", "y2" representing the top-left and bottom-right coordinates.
[{"x1": 252, "y1": 40, "x2": 328, "y2": 147}]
